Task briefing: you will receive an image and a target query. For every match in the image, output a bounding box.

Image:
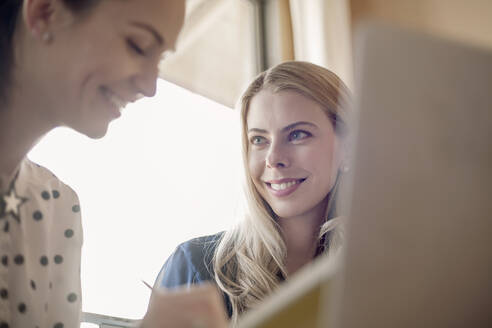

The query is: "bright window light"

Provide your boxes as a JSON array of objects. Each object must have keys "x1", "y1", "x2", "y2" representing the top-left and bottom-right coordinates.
[{"x1": 28, "y1": 79, "x2": 242, "y2": 322}]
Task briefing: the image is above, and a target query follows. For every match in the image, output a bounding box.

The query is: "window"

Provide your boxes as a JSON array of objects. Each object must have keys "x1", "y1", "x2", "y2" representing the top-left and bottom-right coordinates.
[{"x1": 29, "y1": 79, "x2": 242, "y2": 321}]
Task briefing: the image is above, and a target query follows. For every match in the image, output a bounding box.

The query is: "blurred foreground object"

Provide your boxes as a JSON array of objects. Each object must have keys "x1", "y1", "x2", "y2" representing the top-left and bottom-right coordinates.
[
  {"x1": 335, "y1": 23, "x2": 492, "y2": 328},
  {"x1": 236, "y1": 251, "x2": 340, "y2": 328},
  {"x1": 140, "y1": 283, "x2": 228, "y2": 328},
  {"x1": 81, "y1": 312, "x2": 139, "y2": 327},
  {"x1": 350, "y1": 0, "x2": 492, "y2": 51}
]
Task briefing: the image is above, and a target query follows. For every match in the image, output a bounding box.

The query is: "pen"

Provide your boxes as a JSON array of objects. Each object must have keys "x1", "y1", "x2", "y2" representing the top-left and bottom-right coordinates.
[{"x1": 142, "y1": 280, "x2": 153, "y2": 291}]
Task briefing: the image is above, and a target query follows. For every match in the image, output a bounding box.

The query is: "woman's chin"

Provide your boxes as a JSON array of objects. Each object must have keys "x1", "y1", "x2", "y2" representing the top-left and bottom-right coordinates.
[
  {"x1": 272, "y1": 206, "x2": 305, "y2": 220},
  {"x1": 74, "y1": 122, "x2": 110, "y2": 139}
]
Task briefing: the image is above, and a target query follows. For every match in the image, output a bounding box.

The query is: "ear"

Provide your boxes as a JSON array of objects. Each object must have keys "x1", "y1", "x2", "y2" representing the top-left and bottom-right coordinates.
[
  {"x1": 23, "y1": 0, "x2": 71, "y2": 40},
  {"x1": 23, "y1": 0, "x2": 54, "y2": 39},
  {"x1": 335, "y1": 137, "x2": 349, "y2": 173}
]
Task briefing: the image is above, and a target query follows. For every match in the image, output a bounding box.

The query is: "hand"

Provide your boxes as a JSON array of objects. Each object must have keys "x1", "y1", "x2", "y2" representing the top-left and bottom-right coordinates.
[{"x1": 140, "y1": 283, "x2": 229, "y2": 328}]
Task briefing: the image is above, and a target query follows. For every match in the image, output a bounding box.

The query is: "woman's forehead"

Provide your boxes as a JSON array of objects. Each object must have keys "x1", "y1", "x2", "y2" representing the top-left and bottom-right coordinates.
[
  {"x1": 95, "y1": 0, "x2": 185, "y2": 49},
  {"x1": 246, "y1": 90, "x2": 328, "y2": 129}
]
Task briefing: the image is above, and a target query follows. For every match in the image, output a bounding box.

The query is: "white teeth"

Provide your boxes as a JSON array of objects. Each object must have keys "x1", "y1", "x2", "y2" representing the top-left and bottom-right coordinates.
[
  {"x1": 109, "y1": 94, "x2": 126, "y2": 109},
  {"x1": 104, "y1": 89, "x2": 127, "y2": 109},
  {"x1": 270, "y1": 180, "x2": 299, "y2": 191}
]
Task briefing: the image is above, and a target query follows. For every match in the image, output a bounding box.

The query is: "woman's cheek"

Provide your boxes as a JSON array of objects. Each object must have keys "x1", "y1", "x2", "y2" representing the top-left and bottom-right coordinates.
[{"x1": 248, "y1": 152, "x2": 264, "y2": 180}]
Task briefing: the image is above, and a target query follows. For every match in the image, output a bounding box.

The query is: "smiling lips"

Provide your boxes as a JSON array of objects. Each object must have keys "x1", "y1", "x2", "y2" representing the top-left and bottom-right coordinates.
[
  {"x1": 100, "y1": 86, "x2": 131, "y2": 118},
  {"x1": 265, "y1": 178, "x2": 306, "y2": 197}
]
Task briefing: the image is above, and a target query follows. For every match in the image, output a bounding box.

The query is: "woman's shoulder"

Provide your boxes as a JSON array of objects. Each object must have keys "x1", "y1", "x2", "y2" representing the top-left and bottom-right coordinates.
[
  {"x1": 156, "y1": 232, "x2": 224, "y2": 289},
  {"x1": 176, "y1": 232, "x2": 224, "y2": 257},
  {"x1": 21, "y1": 159, "x2": 78, "y2": 198},
  {"x1": 172, "y1": 232, "x2": 224, "y2": 269}
]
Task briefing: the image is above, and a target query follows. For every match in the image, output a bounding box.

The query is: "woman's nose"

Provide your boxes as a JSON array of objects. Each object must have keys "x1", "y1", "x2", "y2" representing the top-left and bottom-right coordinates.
[
  {"x1": 266, "y1": 143, "x2": 290, "y2": 169},
  {"x1": 133, "y1": 64, "x2": 158, "y2": 97}
]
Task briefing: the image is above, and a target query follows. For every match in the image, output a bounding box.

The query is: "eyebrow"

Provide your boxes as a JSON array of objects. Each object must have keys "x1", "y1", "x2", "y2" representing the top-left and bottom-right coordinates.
[
  {"x1": 130, "y1": 21, "x2": 165, "y2": 46},
  {"x1": 248, "y1": 121, "x2": 317, "y2": 134}
]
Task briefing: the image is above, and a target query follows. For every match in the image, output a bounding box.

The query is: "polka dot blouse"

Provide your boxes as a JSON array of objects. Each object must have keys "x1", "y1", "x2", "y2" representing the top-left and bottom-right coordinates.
[{"x1": 0, "y1": 159, "x2": 83, "y2": 327}]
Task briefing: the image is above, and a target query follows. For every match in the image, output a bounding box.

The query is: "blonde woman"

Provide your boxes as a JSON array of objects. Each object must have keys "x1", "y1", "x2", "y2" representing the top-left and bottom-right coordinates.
[{"x1": 156, "y1": 61, "x2": 351, "y2": 323}]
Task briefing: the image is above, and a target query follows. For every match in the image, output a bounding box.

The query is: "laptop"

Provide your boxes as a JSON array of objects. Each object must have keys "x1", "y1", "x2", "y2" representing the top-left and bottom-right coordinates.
[{"x1": 238, "y1": 24, "x2": 492, "y2": 328}]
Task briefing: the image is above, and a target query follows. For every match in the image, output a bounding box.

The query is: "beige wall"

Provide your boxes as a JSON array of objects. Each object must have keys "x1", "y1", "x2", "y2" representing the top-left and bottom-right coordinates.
[
  {"x1": 350, "y1": 0, "x2": 492, "y2": 50},
  {"x1": 289, "y1": 0, "x2": 354, "y2": 89}
]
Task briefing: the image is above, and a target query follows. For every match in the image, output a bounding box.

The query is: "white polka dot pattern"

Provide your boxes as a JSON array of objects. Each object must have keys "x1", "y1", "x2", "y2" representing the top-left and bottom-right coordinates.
[{"x1": 0, "y1": 159, "x2": 82, "y2": 327}]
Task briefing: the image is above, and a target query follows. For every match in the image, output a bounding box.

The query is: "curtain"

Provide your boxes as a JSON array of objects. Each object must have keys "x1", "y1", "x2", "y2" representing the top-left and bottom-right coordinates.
[
  {"x1": 158, "y1": 0, "x2": 355, "y2": 108},
  {"x1": 288, "y1": 0, "x2": 354, "y2": 88}
]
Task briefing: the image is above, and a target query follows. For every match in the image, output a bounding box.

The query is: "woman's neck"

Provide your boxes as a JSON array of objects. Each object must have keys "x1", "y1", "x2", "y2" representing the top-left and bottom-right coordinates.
[
  {"x1": 0, "y1": 30, "x2": 55, "y2": 183},
  {"x1": 278, "y1": 198, "x2": 328, "y2": 275},
  {"x1": 0, "y1": 94, "x2": 52, "y2": 181}
]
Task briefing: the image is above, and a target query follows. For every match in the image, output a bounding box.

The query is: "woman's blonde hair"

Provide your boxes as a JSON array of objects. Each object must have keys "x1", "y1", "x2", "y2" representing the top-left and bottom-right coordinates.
[{"x1": 213, "y1": 61, "x2": 352, "y2": 323}]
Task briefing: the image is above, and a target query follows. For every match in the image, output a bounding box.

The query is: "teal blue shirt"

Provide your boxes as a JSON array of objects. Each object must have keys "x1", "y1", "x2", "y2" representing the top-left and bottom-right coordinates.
[{"x1": 155, "y1": 232, "x2": 233, "y2": 317}]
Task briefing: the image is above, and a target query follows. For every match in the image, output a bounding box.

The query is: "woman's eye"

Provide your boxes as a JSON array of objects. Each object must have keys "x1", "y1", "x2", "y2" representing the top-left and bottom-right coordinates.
[
  {"x1": 127, "y1": 39, "x2": 146, "y2": 56},
  {"x1": 288, "y1": 130, "x2": 311, "y2": 142},
  {"x1": 250, "y1": 136, "x2": 267, "y2": 145}
]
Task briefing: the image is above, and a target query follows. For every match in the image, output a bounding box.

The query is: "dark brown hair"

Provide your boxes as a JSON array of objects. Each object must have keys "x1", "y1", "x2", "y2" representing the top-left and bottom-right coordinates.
[{"x1": 0, "y1": 0, "x2": 101, "y2": 105}]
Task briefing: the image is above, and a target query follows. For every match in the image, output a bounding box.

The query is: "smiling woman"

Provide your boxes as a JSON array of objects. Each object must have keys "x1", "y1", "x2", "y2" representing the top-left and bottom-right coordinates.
[
  {"x1": 247, "y1": 90, "x2": 344, "y2": 222},
  {"x1": 155, "y1": 61, "x2": 352, "y2": 324},
  {"x1": 29, "y1": 0, "x2": 184, "y2": 139},
  {"x1": 0, "y1": 0, "x2": 228, "y2": 327}
]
